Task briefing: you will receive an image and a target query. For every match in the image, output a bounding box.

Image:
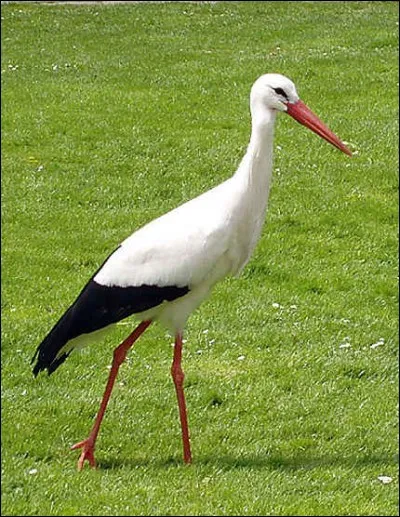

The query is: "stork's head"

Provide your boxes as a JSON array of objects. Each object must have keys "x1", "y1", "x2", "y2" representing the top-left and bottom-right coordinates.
[
  {"x1": 251, "y1": 73, "x2": 299, "y2": 112},
  {"x1": 250, "y1": 73, "x2": 352, "y2": 156}
]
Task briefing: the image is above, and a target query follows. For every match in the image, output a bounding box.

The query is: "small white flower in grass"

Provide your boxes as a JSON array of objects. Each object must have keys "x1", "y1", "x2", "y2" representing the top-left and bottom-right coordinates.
[
  {"x1": 237, "y1": 355, "x2": 245, "y2": 361},
  {"x1": 272, "y1": 302, "x2": 282, "y2": 309},
  {"x1": 370, "y1": 338, "x2": 385, "y2": 349},
  {"x1": 377, "y1": 475, "x2": 392, "y2": 484},
  {"x1": 339, "y1": 336, "x2": 351, "y2": 349},
  {"x1": 28, "y1": 468, "x2": 38, "y2": 475}
]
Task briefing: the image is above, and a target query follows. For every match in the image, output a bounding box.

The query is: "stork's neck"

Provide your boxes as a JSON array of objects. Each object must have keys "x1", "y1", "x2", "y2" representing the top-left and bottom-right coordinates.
[
  {"x1": 234, "y1": 106, "x2": 277, "y2": 194},
  {"x1": 228, "y1": 106, "x2": 278, "y2": 274}
]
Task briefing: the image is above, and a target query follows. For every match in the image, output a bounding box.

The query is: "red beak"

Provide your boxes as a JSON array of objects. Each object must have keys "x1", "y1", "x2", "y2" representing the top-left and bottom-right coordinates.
[{"x1": 286, "y1": 100, "x2": 352, "y2": 157}]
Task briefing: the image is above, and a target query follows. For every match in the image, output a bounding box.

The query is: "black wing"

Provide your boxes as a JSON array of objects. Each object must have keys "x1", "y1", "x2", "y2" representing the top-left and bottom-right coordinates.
[{"x1": 32, "y1": 279, "x2": 189, "y2": 376}]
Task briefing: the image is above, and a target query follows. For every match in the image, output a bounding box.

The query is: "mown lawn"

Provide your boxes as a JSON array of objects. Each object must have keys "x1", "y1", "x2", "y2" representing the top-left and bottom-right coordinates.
[{"x1": 1, "y1": 1, "x2": 398, "y2": 515}]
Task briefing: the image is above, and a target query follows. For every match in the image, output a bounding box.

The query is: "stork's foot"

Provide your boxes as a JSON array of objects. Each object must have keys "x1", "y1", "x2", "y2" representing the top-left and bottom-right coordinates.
[
  {"x1": 184, "y1": 453, "x2": 192, "y2": 465},
  {"x1": 71, "y1": 439, "x2": 96, "y2": 471}
]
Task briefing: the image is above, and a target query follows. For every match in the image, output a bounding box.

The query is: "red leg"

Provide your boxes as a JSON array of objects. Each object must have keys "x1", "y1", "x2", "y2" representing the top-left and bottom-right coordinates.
[
  {"x1": 171, "y1": 333, "x2": 192, "y2": 464},
  {"x1": 71, "y1": 320, "x2": 151, "y2": 471}
]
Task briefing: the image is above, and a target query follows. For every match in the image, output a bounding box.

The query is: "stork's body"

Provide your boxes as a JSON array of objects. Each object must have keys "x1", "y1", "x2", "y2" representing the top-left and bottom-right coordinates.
[
  {"x1": 32, "y1": 74, "x2": 351, "y2": 470},
  {"x1": 95, "y1": 117, "x2": 274, "y2": 331}
]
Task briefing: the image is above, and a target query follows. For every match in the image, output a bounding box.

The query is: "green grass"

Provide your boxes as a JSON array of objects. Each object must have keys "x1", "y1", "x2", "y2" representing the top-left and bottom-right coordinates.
[{"x1": 1, "y1": 1, "x2": 398, "y2": 515}]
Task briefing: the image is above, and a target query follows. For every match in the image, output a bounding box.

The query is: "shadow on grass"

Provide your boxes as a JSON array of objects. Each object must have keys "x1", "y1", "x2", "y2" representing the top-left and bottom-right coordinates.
[
  {"x1": 97, "y1": 451, "x2": 399, "y2": 471},
  {"x1": 203, "y1": 452, "x2": 399, "y2": 471}
]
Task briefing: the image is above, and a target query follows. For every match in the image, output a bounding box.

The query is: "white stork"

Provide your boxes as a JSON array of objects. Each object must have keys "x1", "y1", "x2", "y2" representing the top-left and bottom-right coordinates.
[{"x1": 32, "y1": 73, "x2": 351, "y2": 470}]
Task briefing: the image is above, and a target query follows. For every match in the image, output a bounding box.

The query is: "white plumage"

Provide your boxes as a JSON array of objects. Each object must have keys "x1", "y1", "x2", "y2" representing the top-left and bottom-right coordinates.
[
  {"x1": 94, "y1": 74, "x2": 290, "y2": 330},
  {"x1": 95, "y1": 174, "x2": 267, "y2": 331},
  {"x1": 32, "y1": 73, "x2": 351, "y2": 470}
]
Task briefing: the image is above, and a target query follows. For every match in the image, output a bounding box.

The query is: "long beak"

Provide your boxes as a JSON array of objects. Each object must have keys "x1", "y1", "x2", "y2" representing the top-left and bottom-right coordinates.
[{"x1": 286, "y1": 100, "x2": 352, "y2": 157}]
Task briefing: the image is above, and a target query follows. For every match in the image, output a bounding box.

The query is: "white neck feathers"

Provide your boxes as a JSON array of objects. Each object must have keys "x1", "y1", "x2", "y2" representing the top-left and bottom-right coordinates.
[{"x1": 228, "y1": 105, "x2": 278, "y2": 274}]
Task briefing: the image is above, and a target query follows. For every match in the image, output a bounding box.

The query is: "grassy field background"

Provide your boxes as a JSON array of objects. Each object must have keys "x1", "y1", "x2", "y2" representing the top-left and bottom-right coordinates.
[{"x1": 2, "y1": 1, "x2": 398, "y2": 515}]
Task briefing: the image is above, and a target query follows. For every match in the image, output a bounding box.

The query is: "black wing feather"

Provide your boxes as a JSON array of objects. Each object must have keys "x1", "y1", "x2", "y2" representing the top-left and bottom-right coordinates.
[{"x1": 32, "y1": 280, "x2": 189, "y2": 376}]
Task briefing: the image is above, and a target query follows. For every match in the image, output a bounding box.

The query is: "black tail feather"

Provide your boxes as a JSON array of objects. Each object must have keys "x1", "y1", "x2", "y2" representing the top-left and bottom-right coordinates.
[{"x1": 32, "y1": 308, "x2": 75, "y2": 376}]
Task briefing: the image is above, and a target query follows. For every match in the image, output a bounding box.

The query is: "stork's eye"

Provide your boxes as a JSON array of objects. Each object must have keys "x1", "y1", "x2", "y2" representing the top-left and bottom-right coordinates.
[{"x1": 273, "y1": 87, "x2": 288, "y2": 100}]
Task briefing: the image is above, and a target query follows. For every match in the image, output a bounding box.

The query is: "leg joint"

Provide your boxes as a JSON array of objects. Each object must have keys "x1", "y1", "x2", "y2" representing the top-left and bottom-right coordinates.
[
  {"x1": 171, "y1": 364, "x2": 185, "y2": 386},
  {"x1": 113, "y1": 345, "x2": 128, "y2": 366}
]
